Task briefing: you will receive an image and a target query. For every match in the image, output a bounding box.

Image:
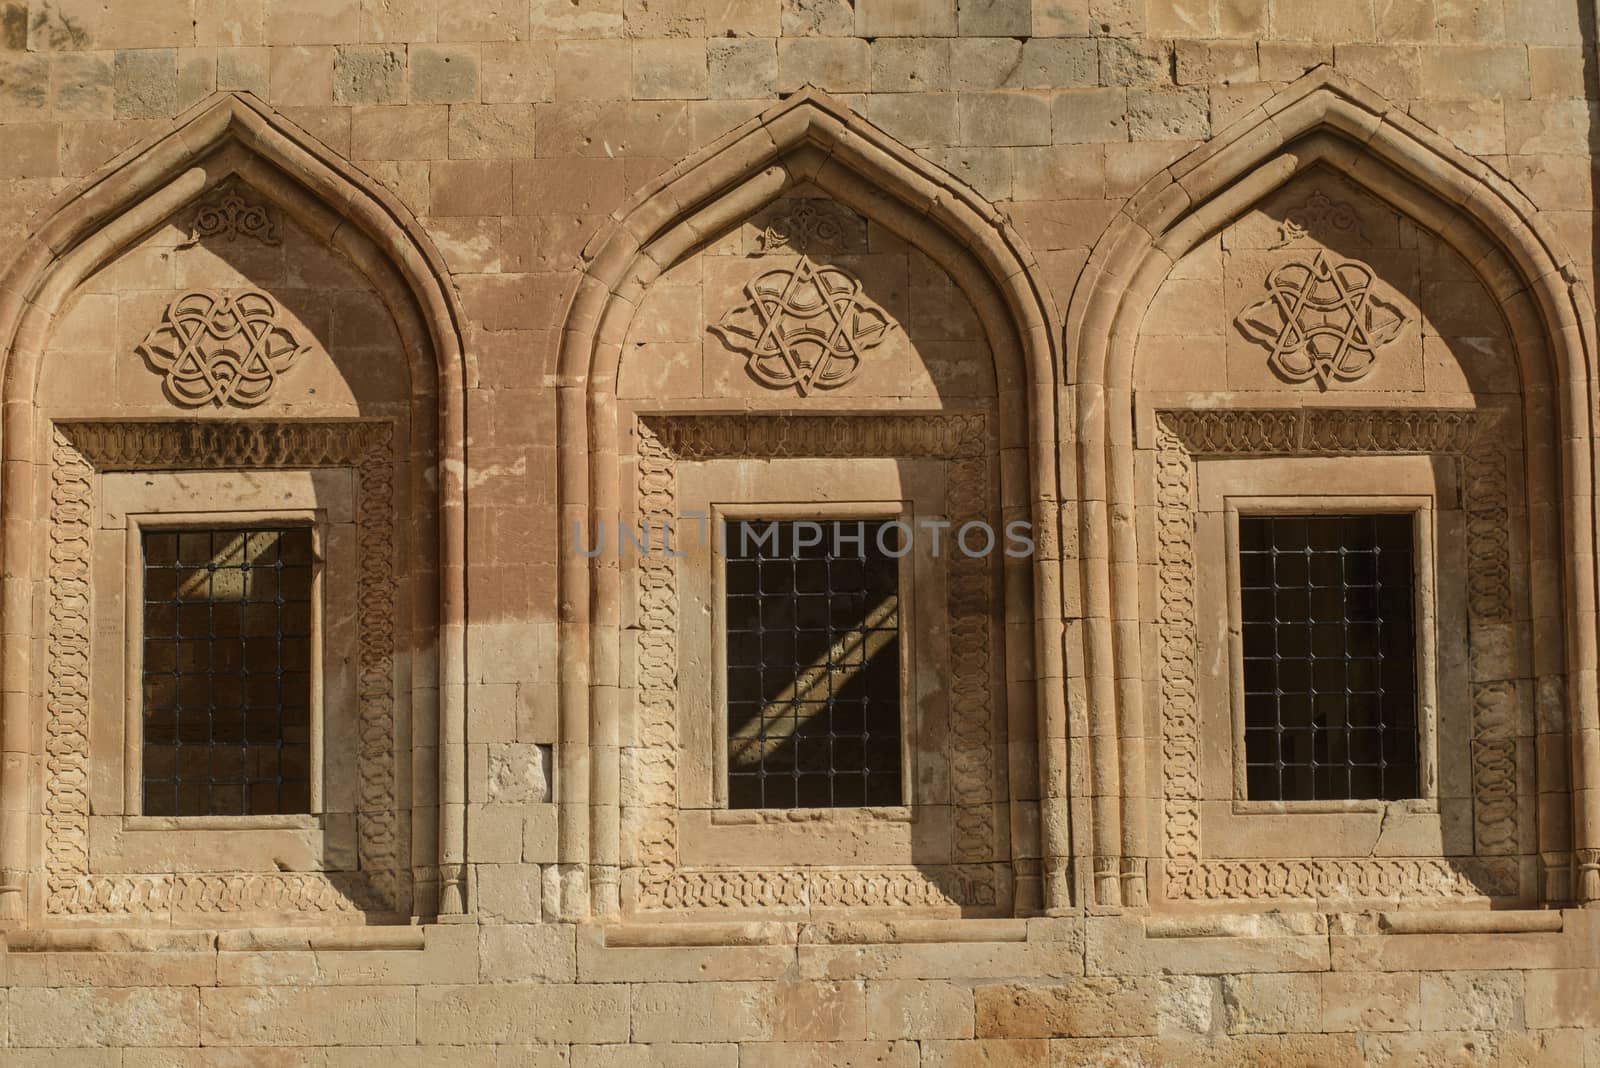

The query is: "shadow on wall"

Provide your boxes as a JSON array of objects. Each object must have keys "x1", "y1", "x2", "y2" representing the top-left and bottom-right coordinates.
[{"x1": 1583, "y1": 0, "x2": 1599, "y2": 306}]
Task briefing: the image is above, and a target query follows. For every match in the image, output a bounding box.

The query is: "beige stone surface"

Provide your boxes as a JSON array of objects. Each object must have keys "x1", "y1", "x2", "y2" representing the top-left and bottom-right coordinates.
[{"x1": 0, "y1": 1, "x2": 1597, "y2": 1061}]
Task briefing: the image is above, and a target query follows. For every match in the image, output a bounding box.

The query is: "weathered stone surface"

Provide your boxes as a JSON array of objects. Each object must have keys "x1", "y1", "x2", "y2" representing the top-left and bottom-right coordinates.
[{"x1": 0, "y1": 6, "x2": 1596, "y2": 1066}]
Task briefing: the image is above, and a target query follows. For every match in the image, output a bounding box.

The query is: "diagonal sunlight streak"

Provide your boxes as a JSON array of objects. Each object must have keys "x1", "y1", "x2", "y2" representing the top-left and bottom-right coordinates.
[
  {"x1": 728, "y1": 594, "x2": 899, "y2": 766},
  {"x1": 174, "y1": 530, "x2": 282, "y2": 601}
]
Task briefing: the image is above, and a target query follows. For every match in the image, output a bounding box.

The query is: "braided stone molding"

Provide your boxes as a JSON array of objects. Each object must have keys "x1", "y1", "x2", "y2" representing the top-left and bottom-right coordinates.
[
  {"x1": 630, "y1": 413, "x2": 1000, "y2": 913},
  {"x1": 1154, "y1": 408, "x2": 1523, "y2": 902},
  {"x1": 647, "y1": 864, "x2": 1002, "y2": 911},
  {"x1": 47, "y1": 872, "x2": 370, "y2": 916},
  {"x1": 1167, "y1": 857, "x2": 1520, "y2": 901},
  {"x1": 45, "y1": 420, "x2": 402, "y2": 916}
]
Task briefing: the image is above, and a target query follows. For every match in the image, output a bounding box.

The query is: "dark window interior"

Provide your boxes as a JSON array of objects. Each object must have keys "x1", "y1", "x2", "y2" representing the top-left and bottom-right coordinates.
[
  {"x1": 141, "y1": 526, "x2": 314, "y2": 816},
  {"x1": 725, "y1": 519, "x2": 902, "y2": 809},
  {"x1": 1239, "y1": 513, "x2": 1419, "y2": 802}
]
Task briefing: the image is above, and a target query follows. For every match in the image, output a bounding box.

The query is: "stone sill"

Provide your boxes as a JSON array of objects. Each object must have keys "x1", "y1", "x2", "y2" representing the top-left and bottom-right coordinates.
[
  {"x1": 5, "y1": 924, "x2": 427, "y2": 954},
  {"x1": 604, "y1": 917, "x2": 1029, "y2": 948},
  {"x1": 1377, "y1": 910, "x2": 1565, "y2": 935},
  {"x1": 1145, "y1": 909, "x2": 1564, "y2": 940}
]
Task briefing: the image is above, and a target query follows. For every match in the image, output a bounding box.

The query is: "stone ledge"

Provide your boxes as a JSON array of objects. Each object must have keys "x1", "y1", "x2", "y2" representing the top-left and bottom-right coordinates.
[
  {"x1": 217, "y1": 925, "x2": 427, "y2": 952},
  {"x1": 1378, "y1": 909, "x2": 1565, "y2": 935},
  {"x1": 602, "y1": 918, "x2": 1031, "y2": 948},
  {"x1": 6, "y1": 924, "x2": 430, "y2": 953}
]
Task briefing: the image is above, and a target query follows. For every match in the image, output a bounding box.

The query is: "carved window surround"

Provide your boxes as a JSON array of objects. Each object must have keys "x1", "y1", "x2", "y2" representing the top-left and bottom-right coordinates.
[
  {"x1": 1152, "y1": 408, "x2": 1528, "y2": 904},
  {"x1": 43, "y1": 421, "x2": 404, "y2": 919},
  {"x1": 624, "y1": 413, "x2": 1008, "y2": 916}
]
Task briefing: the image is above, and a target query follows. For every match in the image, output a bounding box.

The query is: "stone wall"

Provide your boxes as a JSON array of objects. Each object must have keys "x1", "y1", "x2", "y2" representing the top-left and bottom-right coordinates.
[{"x1": 2, "y1": 0, "x2": 1600, "y2": 1060}]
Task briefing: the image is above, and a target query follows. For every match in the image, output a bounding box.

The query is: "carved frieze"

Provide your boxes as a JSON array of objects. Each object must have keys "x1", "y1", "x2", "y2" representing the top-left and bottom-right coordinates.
[
  {"x1": 709, "y1": 256, "x2": 895, "y2": 396},
  {"x1": 135, "y1": 290, "x2": 311, "y2": 408},
  {"x1": 1234, "y1": 251, "x2": 1408, "y2": 389}
]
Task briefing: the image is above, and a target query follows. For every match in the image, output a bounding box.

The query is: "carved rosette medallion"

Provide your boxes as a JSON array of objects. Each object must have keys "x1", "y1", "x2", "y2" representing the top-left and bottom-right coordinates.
[
  {"x1": 191, "y1": 191, "x2": 280, "y2": 245},
  {"x1": 1235, "y1": 251, "x2": 1408, "y2": 389},
  {"x1": 709, "y1": 256, "x2": 895, "y2": 396},
  {"x1": 136, "y1": 290, "x2": 311, "y2": 407}
]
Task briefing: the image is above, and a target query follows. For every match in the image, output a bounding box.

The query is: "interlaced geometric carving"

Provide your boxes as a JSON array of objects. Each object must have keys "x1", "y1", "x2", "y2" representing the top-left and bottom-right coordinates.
[
  {"x1": 135, "y1": 291, "x2": 310, "y2": 408},
  {"x1": 190, "y1": 190, "x2": 280, "y2": 245},
  {"x1": 1235, "y1": 251, "x2": 1408, "y2": 389},
  {"x1": 709, "y1": 256, "x2": 894, "y2": 396}
]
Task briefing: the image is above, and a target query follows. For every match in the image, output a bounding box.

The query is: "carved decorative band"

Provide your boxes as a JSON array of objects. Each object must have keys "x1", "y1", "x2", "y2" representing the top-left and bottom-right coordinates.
[
  {"x1": 1165, "y1": 857, "x2": 1521, "y2": 901},
  {"x1": 56, "y1": 420, "x2": 384, "y2": 469},
  {"x1": 637, "y1": 864, "x2": 1001, "y2": 911},
  {"x1": 50, "y1": 873, "x2": 369, "y2": 915},
  {"x1": 44, "y1": 421, "x2": 403, "y2": 915},
  {"x1": 1157, "y1": 408, "x2": 1484, "y2": 457},
  {"x1": 645, "y1": 413, "x2": 988, "y2": 461},
  {"x1": 1154, "y1": 408, "x2": 1522, "y2": 901}
]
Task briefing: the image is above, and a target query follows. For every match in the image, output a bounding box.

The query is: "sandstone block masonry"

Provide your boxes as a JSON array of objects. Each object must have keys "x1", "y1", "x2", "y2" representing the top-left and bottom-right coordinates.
[{"x1": 0, "y1": 0, "x2": 1599, "y2": 1060}]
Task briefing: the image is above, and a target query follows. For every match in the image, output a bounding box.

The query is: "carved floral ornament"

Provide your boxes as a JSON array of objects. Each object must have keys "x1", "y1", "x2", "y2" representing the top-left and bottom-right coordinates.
[
  {"x1": 1272, "y1": 191, "x2": 1365, "y2": 249},
  {"x1": 709, "y1": 255, "x2": 896, "y2": 396},
  {"x1": 1234, "y1": 251, "x2": 1409, "y2": 389},
  {"x1": 757, "y1": 200, "x2": 850, "y2": 253},
  {"x1": 188, "y1": 189, "x2": 279, "y2": 245},
  {"x1": 136, "y1": 290, "x2": 311, "y2": 407}
]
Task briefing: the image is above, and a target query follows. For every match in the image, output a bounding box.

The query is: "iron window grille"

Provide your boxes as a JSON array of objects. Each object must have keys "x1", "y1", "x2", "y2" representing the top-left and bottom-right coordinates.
[
  {"x1": 1239, "y1": 513, "x2": 1420, "y2": 802},
  {"x1": 724, "y1": 518, "x2": 903, "y2": 809},
  {"x1": 140, "y1": 526, "x2": 315, "y2": 817}
]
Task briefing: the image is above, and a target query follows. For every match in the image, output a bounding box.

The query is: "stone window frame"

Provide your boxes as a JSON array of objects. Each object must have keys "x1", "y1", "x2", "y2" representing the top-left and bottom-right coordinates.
[
  {"x1": 1152, "y1": 407, "x2": 1526, "y2": 905},
  {"x1": 704, "y1": 498, "x2": 921, "y2": 816},
  {"x1": 623, "y1": 412, "x2": 1007, "y2": 917},
  {"x1": 42, "y1": 420, "x2": 405, "y2": 919},
  {"x1": 1219, "y1": 492, "x2": 1441, "y2": 816},
  {"x1": 120, "y1": 506, "x2": 332, "y2": 825}
]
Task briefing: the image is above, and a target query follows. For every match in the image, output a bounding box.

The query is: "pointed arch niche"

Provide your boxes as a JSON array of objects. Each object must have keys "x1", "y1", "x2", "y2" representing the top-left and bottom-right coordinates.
[
  {"x1": 1067, "y1": 70, "x2": 1600, "y2": 911},
  {"x1": 0, "y1": 93, "x2": 469, "y2": 924},
  {"x1": 556, "y1": 92, "x2": 1070, "y2": 921}
]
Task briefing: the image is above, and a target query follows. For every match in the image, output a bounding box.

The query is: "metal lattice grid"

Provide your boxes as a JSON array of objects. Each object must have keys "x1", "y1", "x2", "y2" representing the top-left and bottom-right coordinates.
[
  {"x1": 724, "y1": 519, "x2": 903, "y2": 809},
  {"x1": 1239, "y1": 513, "x2": 1420, "y2": 802},
  {"x1": 141, "y1": 526, "x2": 315, "y2": 816}
]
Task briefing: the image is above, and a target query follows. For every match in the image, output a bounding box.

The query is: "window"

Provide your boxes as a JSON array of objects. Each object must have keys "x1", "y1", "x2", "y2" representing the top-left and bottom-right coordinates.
[
  {"x1": 140, "y1": 525, "x2": 316, "y2": 817},
  {"x1": 724, "y1": 518, "x2": 903, "y2": 809},
  {"x1": 1239, "y1": 513, "x2": 1419, "y2": 802}
]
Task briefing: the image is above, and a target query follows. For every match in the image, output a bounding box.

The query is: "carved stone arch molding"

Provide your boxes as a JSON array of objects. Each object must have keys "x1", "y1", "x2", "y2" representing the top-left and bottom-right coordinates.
[
  {"x1": 556, "y1": 90, "x2": 1070, "y2": 920},
  {"x1": 1066, "y1": 67, "x2": 1600, "y2": 909},
  {"x1": 0, "y1": 92, "x2": 470, "y2": 922}
]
